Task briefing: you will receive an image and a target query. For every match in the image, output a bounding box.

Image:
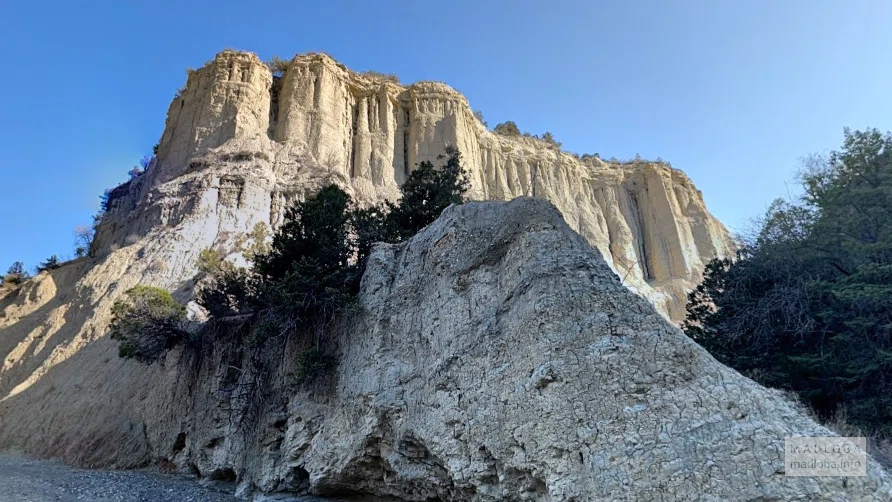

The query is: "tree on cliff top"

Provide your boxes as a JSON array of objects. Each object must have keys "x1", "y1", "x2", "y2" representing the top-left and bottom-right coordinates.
[
  {"x1": 3, "y1": 262, "x2": 29, "y2": 286},
  {"x1": 493, "y1": 121, "x2": 521, "y2": 136},
  {"x1": 541, "y1": 131, "x2": 562, "y2": 148},
  {"x1": 74, "y1": 226, "x2": 95, "y2": 258},
  {"x1": 265, "y1": 56, "x2": 291, "y2": 77},
  {"x1": 36, "y1": 255, "x2": 61, "y2": 273}
]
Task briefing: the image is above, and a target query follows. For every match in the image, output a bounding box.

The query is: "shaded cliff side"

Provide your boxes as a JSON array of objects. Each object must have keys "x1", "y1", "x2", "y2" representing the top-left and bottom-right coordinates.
[
  {"x1": 0, "y1": 199, "x2": 888, "y2": 501},
  {"x1": 97, "y1": 50, "x2": 732, "y2": 322}
]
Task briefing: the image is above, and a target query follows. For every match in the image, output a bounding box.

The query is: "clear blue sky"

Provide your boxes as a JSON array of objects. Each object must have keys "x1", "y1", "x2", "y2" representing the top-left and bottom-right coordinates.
[{"x1": 2, "y1": 1, "x2": 891, "y2": 272}]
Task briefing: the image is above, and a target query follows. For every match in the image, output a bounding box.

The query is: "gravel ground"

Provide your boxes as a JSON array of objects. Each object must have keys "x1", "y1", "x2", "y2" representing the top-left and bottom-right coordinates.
[{"x1": 0, "y1": 454, "x2": 240, "y2": 502}]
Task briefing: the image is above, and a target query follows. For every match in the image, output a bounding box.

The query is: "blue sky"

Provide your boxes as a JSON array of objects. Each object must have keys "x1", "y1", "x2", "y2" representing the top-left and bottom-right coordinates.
[{"x1": 1, "y1": 1, "x2": 891, "y2": 272}]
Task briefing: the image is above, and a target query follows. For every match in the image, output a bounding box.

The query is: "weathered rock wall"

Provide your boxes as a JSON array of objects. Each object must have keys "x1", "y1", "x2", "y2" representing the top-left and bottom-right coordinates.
[
  {"x1": 1, "y1": 199, "x2": 888, "y2": 501},
  {"x1": 97, "y1": 50, "x2": 732, "y2": 322}
]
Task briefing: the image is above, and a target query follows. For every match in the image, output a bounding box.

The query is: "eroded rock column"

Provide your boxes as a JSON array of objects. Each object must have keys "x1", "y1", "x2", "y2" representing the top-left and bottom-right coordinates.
[{"x1": 154, "y1": 51, "x2": 272, "y2": 182}]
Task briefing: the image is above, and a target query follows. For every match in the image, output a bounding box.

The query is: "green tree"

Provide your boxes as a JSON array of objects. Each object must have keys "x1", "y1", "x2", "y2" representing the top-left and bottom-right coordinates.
[
  {"x1": 255, "y1": 185, "x2": 357, "y2": 324},
  {"x1": 37, "y1": 255, "x2": 61, "y2": 272},
  {"x1": 193, "y1": 149, "x2": 469, "y2": 383},
  {"x1": 351, "y1": 204, "x2": 390, "y2": 268},
  {"x1": 3, "y1": 262, "x2": 28, "y2": 285},
  {"x1": 110, "y1": 286, "x2": 188, "y2": 363},
  {"x1": 541, "y1": 131, "x2": 562, "y2": 148},
  {"x1": 493, "y1": 121, "x2": 521, "y2": 136},
  {"x1": 354, "y1": 146, "x2": 470, "y2": 266},
  {"x1": 685, "y1": 128, "x2": 892, "y2": 434},
  {"x1": 195, "y1": 249, "x2": 257, "y2": 319},
  {"x1": 387, "y1": 146, "x2": 470, "y2": 241}
]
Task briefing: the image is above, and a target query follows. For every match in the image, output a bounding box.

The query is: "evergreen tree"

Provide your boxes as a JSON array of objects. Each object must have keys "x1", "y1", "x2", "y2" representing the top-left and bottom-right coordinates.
[
  {"x1": 3, "y1": 262, "x2": 29, "y2": 285},
  {"x1": 387, "y1": 146, "x2": 470, "y2": 241},
  {"x1": 354, "y1": 146, "x2": 470, "y2": 266},
  {"x1": 685, "y1": 128, "x2": 892, "y2": 434},
  {"x1": 254, "y1": 184, "x2": 357, "y2": 325},
  {"x1": 37, "y1": 255, "x2": 61, "y2": 272},
  {"x1": 493, "y1": 121, "x2": 521, "y2": 136}
]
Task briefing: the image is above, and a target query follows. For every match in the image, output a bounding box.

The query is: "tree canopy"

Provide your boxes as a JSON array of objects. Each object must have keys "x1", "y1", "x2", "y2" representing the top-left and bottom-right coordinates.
[{"x1": 685, "y1": 128, "x2": 892, "y2": 435}]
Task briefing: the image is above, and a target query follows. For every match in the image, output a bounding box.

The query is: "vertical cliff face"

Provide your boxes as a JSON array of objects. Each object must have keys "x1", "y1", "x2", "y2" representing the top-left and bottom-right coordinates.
[
  {"x1": 97, "y1": 50, "x2": 732, "y2": 321},
  {"x1": 4, "y1": 50, "x2": 888, "y2": 500},
  {"x1": 155, "y1": 51, "x2": 273, "y2": 183}
]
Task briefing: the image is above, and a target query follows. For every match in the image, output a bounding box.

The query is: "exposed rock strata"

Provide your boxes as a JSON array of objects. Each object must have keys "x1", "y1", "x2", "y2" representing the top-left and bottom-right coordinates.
[
  {"x1": 100, "y1": 50, "x2": 732, "y2": 321},
  {"x1": 0, "y1": 199, "x2": 888, "y2": 501}
]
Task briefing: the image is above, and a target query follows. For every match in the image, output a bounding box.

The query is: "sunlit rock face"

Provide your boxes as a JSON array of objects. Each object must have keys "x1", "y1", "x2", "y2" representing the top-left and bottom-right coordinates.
[
  {"x1": 0, "y1": 51, "x2": 887, "y2": 498},
  {"x1": 96, "y1": 50, "x2": 732, "y2": 323}
]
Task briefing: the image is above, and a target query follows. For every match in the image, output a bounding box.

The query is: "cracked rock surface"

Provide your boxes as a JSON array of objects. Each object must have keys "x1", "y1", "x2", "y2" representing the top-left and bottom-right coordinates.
[
  {"x1": 283, "y1": 197, "x2": 889, "y2": 501},
  {"x1": 1, "y1": 199, "x2": 889, "y2": 501}
]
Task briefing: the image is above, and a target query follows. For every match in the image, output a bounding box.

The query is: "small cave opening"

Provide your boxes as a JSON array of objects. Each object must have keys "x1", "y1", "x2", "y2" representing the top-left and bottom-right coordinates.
[
  {"x1": 209, "y1": 467, "x2": 237, "y2": 482},
  {"x1": 171, "y1": 432, "x2": 187, "y2": 454},
  {"x1": 284, "y1": 466, "x2": 311, "y2": 493}
]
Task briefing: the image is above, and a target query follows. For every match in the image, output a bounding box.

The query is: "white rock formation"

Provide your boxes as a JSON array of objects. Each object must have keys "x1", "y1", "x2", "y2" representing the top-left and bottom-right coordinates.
[
  {"x1": 0, "y1": 198, "x2": 888, "y2": 501},
  {"x1": 7, "y1": 49, "x2": 829, "y2": 500},
  {"x1": 97, "y1": 50, "x2": 732, "y2": 322}
]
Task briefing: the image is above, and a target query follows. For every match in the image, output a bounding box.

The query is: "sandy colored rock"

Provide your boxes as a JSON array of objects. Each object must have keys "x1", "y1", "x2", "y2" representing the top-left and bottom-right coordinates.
[
  {"x1": 99, "y1": 50, "x2": 733, "y2": 322},
  {"x1": 0, "y1": 49, "x2": 797, "y2": 501}
]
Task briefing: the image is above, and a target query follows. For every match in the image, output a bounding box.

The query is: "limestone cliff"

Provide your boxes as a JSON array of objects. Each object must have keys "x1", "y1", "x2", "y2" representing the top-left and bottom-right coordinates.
[
  {"x1": 0, "y1": 50, "x2": 791, "y2": 501},
  {"x1": 0, "y1": 199, "x2": 888, "y2": 501},
  {"x1": 97, "y1": 50, "x2": 732, "y2": 322}
]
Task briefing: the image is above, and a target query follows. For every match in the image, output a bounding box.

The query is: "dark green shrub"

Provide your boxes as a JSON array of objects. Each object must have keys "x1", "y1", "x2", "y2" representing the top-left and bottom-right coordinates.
[
  {"x1": 493, "y1": 121, "x2": 521, "y2": 136},
  {"x1": 4, "y1": 262, "x2": 28, "y2": 285},
  {"x1": 197, "y1": 266, "x2": 257, "y2": 318},
  {"x1": 255, "y1": 185, "x2": 357, "y2": 324},
  {"x1": 541, "y1": 131, "x2": 562, "y2": 148},
  {"x1": 110, "y1": 286, "x2": 188, "y2": 363},
  {"x1": 294, "y1": 347, "x2": 338, "y2": 384},
  {"x1": 37, "y1": 255, "x2": 61, "y2": 272},
  {"x1": 350, "y1": 205, "x2": 390, "y2": 267}
]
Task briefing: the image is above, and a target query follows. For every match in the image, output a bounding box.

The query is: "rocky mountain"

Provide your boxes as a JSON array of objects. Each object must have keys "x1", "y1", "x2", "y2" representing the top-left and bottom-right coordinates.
[
  {"x1": 1, "y1": 197, "x2": 889, "y2": 500},
  {"x1": 5, "y1": 50, "x2": 882, "y2": 500},
  {"x1": 95, "y1": 50, "x2": 732, "y2": 322}
]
